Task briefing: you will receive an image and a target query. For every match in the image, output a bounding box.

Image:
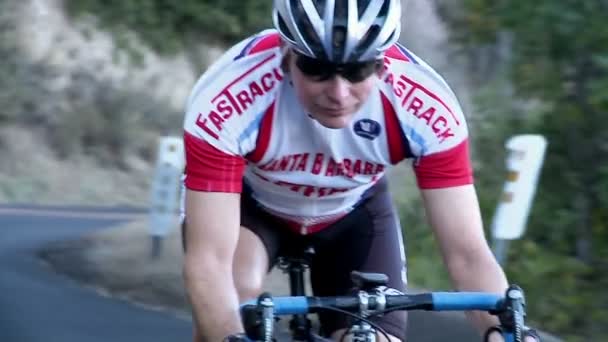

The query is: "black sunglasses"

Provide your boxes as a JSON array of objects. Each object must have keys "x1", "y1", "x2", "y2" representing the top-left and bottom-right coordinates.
[{"x1": 294, "y1": 52, "x2": 383, "y2": 83}]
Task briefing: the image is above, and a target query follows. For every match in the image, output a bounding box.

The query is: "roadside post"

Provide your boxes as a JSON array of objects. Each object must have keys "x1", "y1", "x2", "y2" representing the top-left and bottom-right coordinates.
[
  {"x1": 149, "y1": 136, "x2": 184, "y2": 259},
  {"x1": 491, "y1": 134, "x2": 548, "y2": 266}
]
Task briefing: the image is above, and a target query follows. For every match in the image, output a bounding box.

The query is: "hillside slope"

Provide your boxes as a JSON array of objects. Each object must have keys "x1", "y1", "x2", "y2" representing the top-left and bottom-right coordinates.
[{"x1": 0, "y1": 0, "x2": 466, "y2": 206}]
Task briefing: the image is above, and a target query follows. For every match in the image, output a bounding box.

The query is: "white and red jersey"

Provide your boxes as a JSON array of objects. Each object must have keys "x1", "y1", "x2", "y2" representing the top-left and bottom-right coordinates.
[{"x1": 183, "y1": 29, "x2": 473, "y2": 234}]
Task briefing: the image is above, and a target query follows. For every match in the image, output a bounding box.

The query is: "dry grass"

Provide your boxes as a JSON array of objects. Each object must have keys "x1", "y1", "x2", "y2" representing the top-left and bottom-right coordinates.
[
  {"x1": 80, "y1": 219, "x2": 188, "y2": 309},
  {"x1": 46, "y1": 217, "x2": 294, "y2": 315},
  {"x1": 0, "y1": 125, "x2": 152, "y2": 205},
  {"x1": 37, "y1": 164, "x2": 415, "y2": 316}
]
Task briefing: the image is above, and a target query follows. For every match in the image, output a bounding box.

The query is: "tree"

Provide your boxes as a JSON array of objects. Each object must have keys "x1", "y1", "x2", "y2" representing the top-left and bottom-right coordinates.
[{"x1": 436, "y1": 1, "x2": 608, "y2": 339}]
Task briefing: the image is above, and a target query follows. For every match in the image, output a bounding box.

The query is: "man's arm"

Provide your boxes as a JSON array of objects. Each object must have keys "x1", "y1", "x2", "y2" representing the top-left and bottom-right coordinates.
[
  {"x1": 183, "y1": 189, "x2": 243, "y2": 341},
  {"x1": 420, "y1": 184, "x2": 507, "y2": 334}
]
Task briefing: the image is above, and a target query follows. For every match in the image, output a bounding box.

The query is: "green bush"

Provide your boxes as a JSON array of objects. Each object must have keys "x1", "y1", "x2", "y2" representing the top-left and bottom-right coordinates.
[
  {"x1": 65, "y1": 0, "x2": 273, "y2": 55},
  {"x1": 0, "y1": 10, "x2": 36, "y2": 123},
  {"x1": 396, "y1": 192, "x2": 452, "y2": 290}
]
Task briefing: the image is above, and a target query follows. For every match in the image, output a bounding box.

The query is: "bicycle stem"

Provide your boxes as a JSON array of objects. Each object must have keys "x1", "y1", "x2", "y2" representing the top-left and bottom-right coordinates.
[{"x1": 258, "y1": 293, "x2": 274, "y2": 342}]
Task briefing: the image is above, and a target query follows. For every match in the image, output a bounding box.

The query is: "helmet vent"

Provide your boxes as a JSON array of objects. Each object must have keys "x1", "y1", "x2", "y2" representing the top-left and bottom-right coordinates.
[
  {"x1": 277, "y1": 14, "x2": 295, "y2": 42},
  {"x1": 291, "y1": 0, "x2": 327, "y2": 59},
  {"x1": 273, "y1": 0, "x2": 401, "y2": 62}
]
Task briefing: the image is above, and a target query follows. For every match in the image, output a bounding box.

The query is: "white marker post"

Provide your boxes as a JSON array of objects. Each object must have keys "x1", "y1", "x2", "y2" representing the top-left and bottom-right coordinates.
[
  {"x1": 491, "y1": 134, "x2": 548, "y2": 265},
  {"x1": 149, "y1": 136, "x2": 185, "y2": 258}
]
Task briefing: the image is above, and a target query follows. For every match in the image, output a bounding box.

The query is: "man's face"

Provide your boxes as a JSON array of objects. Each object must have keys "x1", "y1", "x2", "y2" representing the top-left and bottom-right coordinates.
[{"x1": 287, "y1": 50, "x2": 382, "y2": 129}]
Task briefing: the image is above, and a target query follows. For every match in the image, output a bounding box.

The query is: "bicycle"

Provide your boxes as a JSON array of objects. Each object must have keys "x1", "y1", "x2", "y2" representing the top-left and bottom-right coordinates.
[{"x1": 239, "y1": 245, "x2": 532, "y2": 342}]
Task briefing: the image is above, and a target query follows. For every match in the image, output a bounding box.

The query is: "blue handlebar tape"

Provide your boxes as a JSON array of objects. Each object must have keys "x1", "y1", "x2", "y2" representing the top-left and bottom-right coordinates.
[
  {"x1": 241, "y1": 293, "x2": 502, "y2": 314},
  {"x1": 240, "y1": 296, "x2": 309, "y2": 315},
  {"x1": 431, "y1": 292, "x2": 502, "y2": 311}
]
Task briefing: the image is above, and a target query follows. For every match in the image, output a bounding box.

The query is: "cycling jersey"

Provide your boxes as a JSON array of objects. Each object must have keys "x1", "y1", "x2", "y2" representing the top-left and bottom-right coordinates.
[{"x1": 183, "y1": 29, "x2": 473, "y2": 234}]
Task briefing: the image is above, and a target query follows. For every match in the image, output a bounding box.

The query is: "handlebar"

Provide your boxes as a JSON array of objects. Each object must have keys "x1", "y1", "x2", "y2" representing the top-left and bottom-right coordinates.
[
  {"x1": 241, "y1": 292, "x2": 505, "y2": 314},
  {"x1": 240, "y1": 285, "x2": 528, "y2": 342}
]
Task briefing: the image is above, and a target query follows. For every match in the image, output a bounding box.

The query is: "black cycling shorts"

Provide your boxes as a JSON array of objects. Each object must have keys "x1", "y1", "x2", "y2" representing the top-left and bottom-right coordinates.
[{"x1": 241, "y1": 176, "x2": 408, "y2": 340}]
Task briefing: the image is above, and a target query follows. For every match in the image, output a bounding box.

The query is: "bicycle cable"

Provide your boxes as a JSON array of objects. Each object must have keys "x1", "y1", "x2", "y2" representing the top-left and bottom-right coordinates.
[
  {"x1": 367, "y1": 302, "x2": 527, "y2": 341},
  {"x1": 316, "y1": 305, "x2": 392, "y2": 342},
  {"x1": 365, "y1": 302, "x2": 424, "y2": 317}
]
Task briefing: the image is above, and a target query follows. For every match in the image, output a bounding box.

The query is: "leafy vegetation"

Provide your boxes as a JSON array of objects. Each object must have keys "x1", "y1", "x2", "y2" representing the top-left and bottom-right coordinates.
[
  {"x1": 64, "y1": 0, "x2": 273, "y2": 54},
  {"x1": 433, "y1": 1, "x2": 608, "y2": 340}
]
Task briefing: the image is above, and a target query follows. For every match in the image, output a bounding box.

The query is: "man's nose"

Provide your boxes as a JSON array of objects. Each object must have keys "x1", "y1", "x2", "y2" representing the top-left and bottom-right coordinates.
[{"x1": 325, "y1": 76, "x2": 351, "y2": 103}]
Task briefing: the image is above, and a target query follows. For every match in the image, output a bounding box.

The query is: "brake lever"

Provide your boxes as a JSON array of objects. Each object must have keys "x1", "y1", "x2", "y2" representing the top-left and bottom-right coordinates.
[
  {"x1": 498, "y1": 285, "x2": 527, "y2": 342},
  {"x1": 258, "y1": 292, "x2": 275, "y2": 342}
]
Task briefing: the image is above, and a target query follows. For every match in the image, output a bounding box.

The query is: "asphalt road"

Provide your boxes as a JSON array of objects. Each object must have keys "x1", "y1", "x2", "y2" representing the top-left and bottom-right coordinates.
[
  {"x1": 0, "y1": 205, "x2": 191, "y2": 342},
  {"x1": 0, "y1": 204, "x2": 556, "y2": 342}
]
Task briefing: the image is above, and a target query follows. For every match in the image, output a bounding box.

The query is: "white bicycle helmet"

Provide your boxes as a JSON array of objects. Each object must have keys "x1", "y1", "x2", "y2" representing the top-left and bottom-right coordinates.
[{"x1": 273, "y1": 0, "x2": 402, "y2": 63}]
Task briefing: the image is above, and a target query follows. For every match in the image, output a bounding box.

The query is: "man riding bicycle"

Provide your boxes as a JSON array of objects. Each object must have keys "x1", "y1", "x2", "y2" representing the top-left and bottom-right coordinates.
[{"x1": 181, "y1": 0, "x2": 539, "y2": 341}]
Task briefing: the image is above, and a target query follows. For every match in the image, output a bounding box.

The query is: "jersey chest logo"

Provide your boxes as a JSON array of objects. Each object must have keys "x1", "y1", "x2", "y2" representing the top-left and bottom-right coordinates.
[{"x1": 354, "y1": 119, "x2": 382, "y2": 140}]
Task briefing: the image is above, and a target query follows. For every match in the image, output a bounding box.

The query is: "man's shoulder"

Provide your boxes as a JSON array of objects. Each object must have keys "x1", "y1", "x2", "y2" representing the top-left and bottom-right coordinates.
[
  {"x1": 381, "y1": 43, "x2": 457, "y2": 104},
  {"x1": 378, "y1": 43, "x2": 468, "y2": 153},
  {"x1": 183, "y1": 29, "x2": 285, "y2": 154},
  {"x1": 187, "y1": 29, "x2": 284, "y2": 104},
  {"x1": 230, "y1": 29, "x2": 282, "y2": 60}
]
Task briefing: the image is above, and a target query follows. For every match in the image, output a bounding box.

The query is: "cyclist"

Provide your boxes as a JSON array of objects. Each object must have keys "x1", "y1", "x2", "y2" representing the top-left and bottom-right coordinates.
[{"x1": 181, "y1": 0, "x2": 539, "y2": 341}]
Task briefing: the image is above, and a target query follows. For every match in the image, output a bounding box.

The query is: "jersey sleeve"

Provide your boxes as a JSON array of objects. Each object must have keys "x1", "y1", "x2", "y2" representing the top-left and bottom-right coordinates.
[
  {"x1": 182, "y1": 30, "x2": 283, "y2": 193},
  {"x1": 381, "y1": 47, "x2": 474, "y2": 189}
]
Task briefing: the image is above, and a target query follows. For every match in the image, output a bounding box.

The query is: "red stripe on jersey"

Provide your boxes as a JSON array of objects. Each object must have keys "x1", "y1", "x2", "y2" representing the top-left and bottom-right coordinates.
[
  {"x1": 212, "y1": 53, "x2": 277, "y2": 102},
  {"x1": 249, "y1": 33, "x2": 281, "y2": 55},
  {"x1": 414, "y1": 139, "x2": 473, "y2": 189},
  {"x1": 184, "y1": 132, "x2": 246, "y2": 193},
  {"x1": 381, "y1": 92, "x2": 407, "y2": 164},
  {"x1": 385, "y1": 45, "x2": 411, "y2": 62},
  {"x1": 247, "y1": 102, "x2": 276, "y2": 163},
  {"x1": 283, "y1": 215, "x2": 346, "y2": 235}
]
